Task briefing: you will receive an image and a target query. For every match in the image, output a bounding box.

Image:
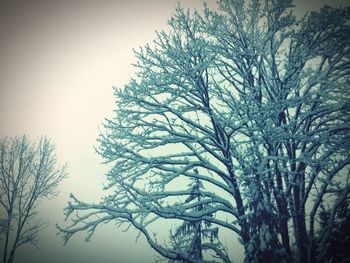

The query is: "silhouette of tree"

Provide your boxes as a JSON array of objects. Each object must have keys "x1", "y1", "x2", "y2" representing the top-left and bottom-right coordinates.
[{"x1": 0, "y1": 136, "x2": 67, "y2": 263}]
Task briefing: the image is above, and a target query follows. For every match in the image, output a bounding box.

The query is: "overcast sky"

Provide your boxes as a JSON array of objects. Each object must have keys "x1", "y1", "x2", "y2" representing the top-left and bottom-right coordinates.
[{"x1": 0, "y1": 0, "x2": 349, "y2": 262}]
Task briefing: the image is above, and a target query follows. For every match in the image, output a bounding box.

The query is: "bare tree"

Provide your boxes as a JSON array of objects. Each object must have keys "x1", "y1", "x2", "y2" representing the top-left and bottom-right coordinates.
[
  {"x1": 58, "y1": 1, "x2": 350, "y2": 262},
  {"x1": 0, "y1": 136, "x2": 67, "y2": 263}
]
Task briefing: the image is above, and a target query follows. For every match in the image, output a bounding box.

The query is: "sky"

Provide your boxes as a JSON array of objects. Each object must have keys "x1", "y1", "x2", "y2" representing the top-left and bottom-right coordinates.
[{"x1": 0, "y1": 0, "x2": 349, "y2": 263}]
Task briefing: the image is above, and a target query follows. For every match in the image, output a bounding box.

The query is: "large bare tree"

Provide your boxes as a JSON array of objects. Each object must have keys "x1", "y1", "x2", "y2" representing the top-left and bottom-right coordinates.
[
  {"x1": 58, "y1": 1, "x2": 350, "y2": 262},
  {"x1": 0, "y1": 136, "x2": 67, "y2": 263}
]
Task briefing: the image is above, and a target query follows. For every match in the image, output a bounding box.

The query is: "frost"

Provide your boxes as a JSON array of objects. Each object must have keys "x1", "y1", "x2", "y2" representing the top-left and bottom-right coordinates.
[{"x1": 57, "y1": 1, "x2": 350, "y2": 263}]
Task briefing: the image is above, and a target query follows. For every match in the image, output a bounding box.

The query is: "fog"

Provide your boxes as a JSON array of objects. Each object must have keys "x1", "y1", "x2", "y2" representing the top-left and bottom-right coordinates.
[{"x1": 0, "y1": 0, "x2": 349, "y2": 262}]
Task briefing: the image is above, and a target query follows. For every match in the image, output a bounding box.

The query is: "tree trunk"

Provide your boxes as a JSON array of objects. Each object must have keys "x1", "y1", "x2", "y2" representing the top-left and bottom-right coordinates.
[
  {"x1": 275, "y1": 164, "x2": 291, "y2": 260},
  {"x1": 293, "y1": 168, "x2": 308, "y2": 263}
]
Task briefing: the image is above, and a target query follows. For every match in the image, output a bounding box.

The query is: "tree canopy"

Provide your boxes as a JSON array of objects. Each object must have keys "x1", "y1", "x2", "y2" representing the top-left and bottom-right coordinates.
[{"x1": 58, "y1": 0, "x2": 350, "y2": 262}]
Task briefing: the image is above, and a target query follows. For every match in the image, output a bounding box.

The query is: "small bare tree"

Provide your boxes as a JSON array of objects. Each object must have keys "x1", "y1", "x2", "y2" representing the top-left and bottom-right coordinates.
[{"x1": 0, "y1": 136, "x2": 67, "y2": 263}]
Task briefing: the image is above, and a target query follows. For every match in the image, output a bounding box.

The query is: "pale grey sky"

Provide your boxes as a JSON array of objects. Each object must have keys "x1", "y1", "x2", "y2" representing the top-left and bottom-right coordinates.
[
  {"x1": 0, "y1": 1, "x2": 206, "y2": 262},
  {"x1": 0, "y1": 0, "x2": 349, "y2": 263}
]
